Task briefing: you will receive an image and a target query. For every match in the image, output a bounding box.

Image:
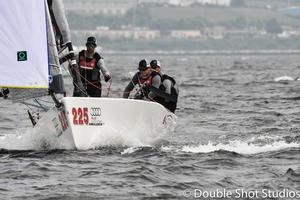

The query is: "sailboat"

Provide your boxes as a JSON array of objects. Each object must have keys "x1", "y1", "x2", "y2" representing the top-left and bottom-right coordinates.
[{"x1": 0, "y1": 0, "x2": 176, "y2": 150}]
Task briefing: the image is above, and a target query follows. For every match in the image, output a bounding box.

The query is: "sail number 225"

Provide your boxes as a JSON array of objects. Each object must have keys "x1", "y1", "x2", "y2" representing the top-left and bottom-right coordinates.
[{"x1": 72, "y1": 107, "x2": 89, "y2": 125}]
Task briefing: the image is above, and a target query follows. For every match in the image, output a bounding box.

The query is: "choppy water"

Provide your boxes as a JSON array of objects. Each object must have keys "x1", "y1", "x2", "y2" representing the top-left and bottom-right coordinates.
[{"x1": 0, "y1": 54, "x2": 299, "y2": 200}]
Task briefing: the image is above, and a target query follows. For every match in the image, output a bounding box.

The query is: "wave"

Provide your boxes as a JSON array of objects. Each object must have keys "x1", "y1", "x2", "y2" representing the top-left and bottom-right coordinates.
[
  {"x1": 180, "y1": 139, "x2": 299, "y2": 155},
  {"x1": 274, "y1": 76, "x2": 296, "y2": 82}
]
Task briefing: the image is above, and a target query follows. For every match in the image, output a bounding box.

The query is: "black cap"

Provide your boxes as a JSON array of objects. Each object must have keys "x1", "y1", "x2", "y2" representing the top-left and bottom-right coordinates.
[
  {"x1": 86, "y1": 36, "x2": 97, "y2": 46},
  {"x1": 138, "y1": 59, "x2": 148, "y2": 71},
  {"x1": 150, "y1": 59, "x2": 161, "y2": 69}
]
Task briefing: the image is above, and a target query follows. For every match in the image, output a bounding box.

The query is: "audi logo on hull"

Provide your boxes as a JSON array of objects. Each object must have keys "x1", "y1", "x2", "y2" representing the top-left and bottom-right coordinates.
[{"x1": 90, "y1": 107, "x2": 101, "y2": 116}]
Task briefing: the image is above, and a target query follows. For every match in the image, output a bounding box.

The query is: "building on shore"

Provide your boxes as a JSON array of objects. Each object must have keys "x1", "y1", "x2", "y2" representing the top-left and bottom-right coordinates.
[
  {"x1": 64, "y1": 0, "x2": 135, "y2": 15},
  {"x1": 73, "y1": 28, "x2": 161, "y2": 40}
]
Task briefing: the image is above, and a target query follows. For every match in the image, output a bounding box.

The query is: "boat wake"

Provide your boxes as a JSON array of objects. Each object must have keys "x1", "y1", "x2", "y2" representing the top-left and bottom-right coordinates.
[
  {"x1": 88, "y1": 127, "x2": 168, "y2": 149},
  {"x1": 0, "y1": 128, "x2": 72, "y2": 151},
  {"x1": 0, "y1": 119, "x2": 175, "y2": 151}
]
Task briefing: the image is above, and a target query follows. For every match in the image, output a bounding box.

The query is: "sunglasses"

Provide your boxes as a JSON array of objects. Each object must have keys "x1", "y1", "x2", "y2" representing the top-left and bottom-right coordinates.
[{"x1": 139, "y1": 67, "x2": 150, "y2": 72}]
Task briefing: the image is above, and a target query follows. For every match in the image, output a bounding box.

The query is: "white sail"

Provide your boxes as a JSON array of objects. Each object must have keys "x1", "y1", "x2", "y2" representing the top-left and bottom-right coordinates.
[
  {"x1": 50, "y1": 0, "x2": 72, "y2": 44},
  {"x1": 0, "y1": 0, "x2": 49, "y2": 89},
  {"x1": 46, "y1": 0, "x2": 65, "y2": 93}
]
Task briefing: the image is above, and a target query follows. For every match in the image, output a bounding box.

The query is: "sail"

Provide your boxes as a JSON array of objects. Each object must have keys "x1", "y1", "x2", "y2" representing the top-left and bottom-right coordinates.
[
  {"x1": 46, "y1": 0, "x2": 65, "y2": 94},
  {"x1": 0, "y1": 0, "x2": 49, "y2": 89},
  {"x1": 48, "y1": 0, "x2": 72, "y2": 45}
]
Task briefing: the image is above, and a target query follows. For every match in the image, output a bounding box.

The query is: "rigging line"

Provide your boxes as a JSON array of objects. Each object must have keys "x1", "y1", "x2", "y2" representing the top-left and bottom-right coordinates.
[
  {"x1": 60, "y1": 50, "x2": 109, "y2": 94},
  {"x1": 21, "y1": 101, "x2": 47, "y2": 111},
  {"x1": 106, "y1": 79, "x2": 112, "y2": 97},
  {"x1": 60, "y1": 50, "x2": 103, "y2": 92},
  {"x1": 24, "y1": 103, "x2": 34, "y2": 112},
  {"x1": 33, "y1": 99, "x2": 49, "y2": 112},
  {"x1": 75, "y1": 69, "x2": 102, "y2": 91},
  {"x1": 59, "y1": 63, "x2": 88, "y2": 96},
  {"x1": 58, "y1": 44, "x2": 68, "y2": 54},
  {"x1": 65, "y1": 65, "x2": 111, "y2": 97},
  {"x1": 60, "y1": 63, "x2": 151, "y2": 98},
  {"x1": 49, "y1": 63, "x2": 60, "y2": 69},
  {"x1": 35, "y1": 98, "x2": 54, "y2": 104},
  {"x1": 81, "y1": 52, "x2": 104, "y2": 91}
]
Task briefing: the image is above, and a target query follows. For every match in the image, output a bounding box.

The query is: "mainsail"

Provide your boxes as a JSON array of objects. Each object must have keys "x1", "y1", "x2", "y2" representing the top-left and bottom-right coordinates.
[
  {"x1": 0, "y1": 0, "x2": 49, "y2": 89},
  {"x1": 0, "y1": 0, "x2": 84, "y2": 101}
]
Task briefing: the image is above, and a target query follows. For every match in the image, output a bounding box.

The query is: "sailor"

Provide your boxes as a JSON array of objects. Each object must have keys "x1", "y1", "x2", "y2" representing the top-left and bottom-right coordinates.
[
  {"x1": 123, "y1": 59, "x2": 161, "y2": 100},
  {"x1": 150, "y1": 59, "x2": 178, "y2": 113},
  {"x1": 0, "y1": 88, "x2": 9, "y2": 99},
  {"x1": 75, "y1": 36, "x2": 111, "y2": 97}
]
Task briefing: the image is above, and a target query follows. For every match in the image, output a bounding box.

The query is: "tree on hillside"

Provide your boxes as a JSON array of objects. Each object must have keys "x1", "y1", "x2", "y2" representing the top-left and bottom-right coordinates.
[
  {"x1": 126, "y1": 7, "x2": 152, "y2": 27},
  {"x1": 231, "y1": 0, "x2": 246, "y2": 7},
  {"x1": 265, "y1": 19, "x2": 283, "y2": 34}
]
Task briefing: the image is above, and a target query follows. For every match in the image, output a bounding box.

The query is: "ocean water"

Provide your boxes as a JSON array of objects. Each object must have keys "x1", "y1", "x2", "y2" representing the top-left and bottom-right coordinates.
[{"x1": 0, "y1": 54, "x2": 299, "y2": 200}]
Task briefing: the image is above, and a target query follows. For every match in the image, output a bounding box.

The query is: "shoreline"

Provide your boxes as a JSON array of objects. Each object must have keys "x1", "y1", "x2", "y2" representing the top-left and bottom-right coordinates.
[{"x1": 97, "y1": 49, "x2": 300, "y2": 55}]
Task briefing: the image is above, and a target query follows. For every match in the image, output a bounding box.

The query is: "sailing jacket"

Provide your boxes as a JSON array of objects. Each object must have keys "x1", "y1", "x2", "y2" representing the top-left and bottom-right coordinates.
[
  {"x1": 154, "y1": 74, "x2": 178, "y2": 113},
  {"x1": 123, "y1": 71, "x2": 161, "y2": 99},
  {"x1": 161, "y1": 74, "x2": 178, "y2": 97},
  {"x1": 78, "y1": 50, "x2": 110, "y2": 86}
]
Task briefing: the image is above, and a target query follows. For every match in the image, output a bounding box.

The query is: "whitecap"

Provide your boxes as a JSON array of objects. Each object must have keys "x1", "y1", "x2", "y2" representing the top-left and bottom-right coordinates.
[
  {"x1": 180, "y1": 140, "x2": 299, "y2": 155},
  {"x1": 274, "y1": 76, "x2": 294, "y2": 82}
]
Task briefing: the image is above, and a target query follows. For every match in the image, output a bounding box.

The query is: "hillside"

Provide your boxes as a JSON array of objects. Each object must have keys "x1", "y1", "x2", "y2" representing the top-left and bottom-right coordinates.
[
  {"x1": 64, "y1": 2, "x2": 300, "y2": 51},
  {"x1": 67, "y1": 5, "x2": 300, "y2": 30},
  {"x1": 147, "y1": 6, "x2": 300, "y2": 28}
]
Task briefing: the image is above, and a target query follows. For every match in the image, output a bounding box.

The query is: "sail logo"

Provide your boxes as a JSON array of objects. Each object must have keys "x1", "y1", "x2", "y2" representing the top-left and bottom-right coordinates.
[
  {"x1": 89, "y1": 107, "x2": 104, "y2": 126},
  {"x1": 17, "y1": 51, "x2": 27, "y2": 61},
  {"x1": 90, "y1": 107, "x2": 101, "y2": 117}
]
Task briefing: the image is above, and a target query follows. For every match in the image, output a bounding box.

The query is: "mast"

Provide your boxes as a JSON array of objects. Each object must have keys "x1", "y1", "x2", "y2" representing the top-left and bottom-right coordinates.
[
  {"x1": 47, "y1": 0, "x2": 86, "y2": 97},
  {"x1": 46, "y1": 0, "x2": 65, "y2": 94}
]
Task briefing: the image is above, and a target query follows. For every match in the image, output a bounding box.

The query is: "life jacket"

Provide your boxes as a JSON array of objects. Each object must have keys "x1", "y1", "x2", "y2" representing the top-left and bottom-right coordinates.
[
  {"x1": 78, "y1": 50, "x2": 102, "y2": 85},
  {"x1": 138, "y1": 71, "x2": 160, "y2": 97}
]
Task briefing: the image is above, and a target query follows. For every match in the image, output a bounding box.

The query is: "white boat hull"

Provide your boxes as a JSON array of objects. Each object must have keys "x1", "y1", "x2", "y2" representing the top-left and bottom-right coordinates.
[{"x1": 35, "y1": 97, "x2": 176, "y2": 150}]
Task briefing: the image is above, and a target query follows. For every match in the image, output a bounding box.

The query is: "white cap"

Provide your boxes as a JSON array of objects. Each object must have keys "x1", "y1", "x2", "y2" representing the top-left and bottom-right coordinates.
[
  {"x1": 150, "y1": 59, "x2": 161, "y2": 68},
  {"x1": 156, "y1": 60, "x2": 161, "y2": 67}
]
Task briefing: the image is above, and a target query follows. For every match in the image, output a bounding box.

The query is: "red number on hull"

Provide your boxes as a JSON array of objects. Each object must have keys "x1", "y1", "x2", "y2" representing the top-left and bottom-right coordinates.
[{"x1": 72, "y1": 107, "x2": 89, "y2": 125}]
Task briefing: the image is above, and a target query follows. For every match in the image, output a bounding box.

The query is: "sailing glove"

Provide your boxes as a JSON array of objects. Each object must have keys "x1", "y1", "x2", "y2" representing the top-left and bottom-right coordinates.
[
  {"x1": 104, "y1": 75, "x2": 111, "y2": 82},
  {"x1": 2, "y1": 88, "x2": 9, "y2": 96}
]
